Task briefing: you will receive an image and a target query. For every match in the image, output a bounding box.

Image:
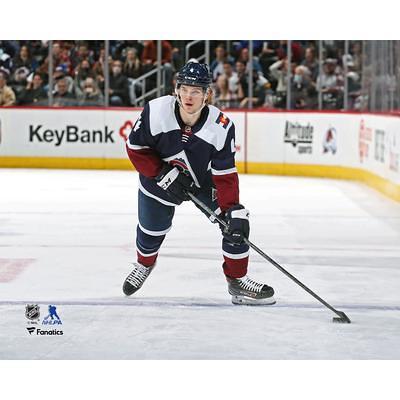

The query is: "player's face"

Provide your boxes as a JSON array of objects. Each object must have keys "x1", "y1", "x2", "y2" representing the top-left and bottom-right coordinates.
[{"x1": 178, "y1": 85, "x2": 206, "y2": 114}]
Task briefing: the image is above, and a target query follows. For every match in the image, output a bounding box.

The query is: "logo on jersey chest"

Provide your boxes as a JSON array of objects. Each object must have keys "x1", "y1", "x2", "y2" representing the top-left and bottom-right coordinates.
[{"x1": 181, "y1": 125, "x2": 192, "y2": 144}]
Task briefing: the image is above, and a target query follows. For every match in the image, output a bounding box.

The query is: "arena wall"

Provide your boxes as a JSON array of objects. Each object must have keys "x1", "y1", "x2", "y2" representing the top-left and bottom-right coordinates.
[{"x1": 0, "y1": 107, "x2": 399, "y2": 201}]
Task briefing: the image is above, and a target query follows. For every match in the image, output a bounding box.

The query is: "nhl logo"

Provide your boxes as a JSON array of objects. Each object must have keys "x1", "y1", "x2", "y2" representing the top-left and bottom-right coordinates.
[{"x1": 25, "y1": 304, "x2": 40, "y2": 321}]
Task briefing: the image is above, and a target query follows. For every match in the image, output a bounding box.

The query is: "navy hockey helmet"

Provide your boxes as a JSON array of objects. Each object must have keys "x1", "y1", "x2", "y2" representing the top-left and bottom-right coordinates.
[{"x1": 176, "y1": 62, "x2": 212, "y2": 89}]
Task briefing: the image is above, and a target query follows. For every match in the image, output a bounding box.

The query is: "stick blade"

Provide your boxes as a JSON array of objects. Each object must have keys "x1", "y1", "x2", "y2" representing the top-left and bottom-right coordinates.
[{"x1": 332, "y1": 311, "x2": 351, "y2": 324}]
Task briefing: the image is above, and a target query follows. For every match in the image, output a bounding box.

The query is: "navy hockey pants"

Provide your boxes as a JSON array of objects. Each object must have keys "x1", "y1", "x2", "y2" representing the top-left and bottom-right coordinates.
[{"x1": 135, "y1": 189, "x2": 250, "y2": 278}]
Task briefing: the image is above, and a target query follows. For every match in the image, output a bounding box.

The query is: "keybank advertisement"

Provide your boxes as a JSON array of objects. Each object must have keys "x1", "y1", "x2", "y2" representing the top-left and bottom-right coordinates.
[
  {"x1": 0, "y1": 109, "x2": 141, "y2": 158},
  {"x1": 0, "y1": 108, "x2": 245, "y2": 162}
]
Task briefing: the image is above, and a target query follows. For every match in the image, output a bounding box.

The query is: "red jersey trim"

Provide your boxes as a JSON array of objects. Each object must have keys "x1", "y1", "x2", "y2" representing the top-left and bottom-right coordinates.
[
  {"x1": 212, "y1": 172, "x2": 239, "y2": 212},
  {"x1": 126, "y1": 145, "x2": 163, "y2": 178}
]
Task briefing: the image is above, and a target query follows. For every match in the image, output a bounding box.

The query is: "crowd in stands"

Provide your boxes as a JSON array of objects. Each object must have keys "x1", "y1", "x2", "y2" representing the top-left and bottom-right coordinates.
[
  {"x1": 210, "y1": 40, "x2": 363, "y2": 110},
  {"x1": 0, "y1": 40, "x2": 363, "y2": 110}
]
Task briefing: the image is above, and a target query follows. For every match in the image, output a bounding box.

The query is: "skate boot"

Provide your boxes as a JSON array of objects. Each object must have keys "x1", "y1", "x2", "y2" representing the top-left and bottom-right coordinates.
[
  {"x1": 227, "y1": 275, "x2": 275, "y2": 305},
  {"x1": 123, "y1": 263, "x2": 154, "y2": 296}
]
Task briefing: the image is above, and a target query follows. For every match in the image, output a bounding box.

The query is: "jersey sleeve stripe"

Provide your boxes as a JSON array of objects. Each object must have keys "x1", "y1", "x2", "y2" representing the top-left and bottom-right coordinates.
[
  {"x1": 211, "y1": 167, "x2": 237, "y2": 176},
  {"x1": 126, "y1": 142, "x2": 151, "y2": 150}
]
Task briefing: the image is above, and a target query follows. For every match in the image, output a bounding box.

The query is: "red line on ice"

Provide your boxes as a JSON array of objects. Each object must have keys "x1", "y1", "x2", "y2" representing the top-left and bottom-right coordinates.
[{"x1": 0, "y1": 259, "x2": 35, "y2": 282}]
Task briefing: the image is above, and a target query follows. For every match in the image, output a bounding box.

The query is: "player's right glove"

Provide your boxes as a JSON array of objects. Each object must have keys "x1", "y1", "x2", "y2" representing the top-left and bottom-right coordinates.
[
  {"x1": 221, "y1": 204, "x2": 250, "y2": 245},
  {"x1": 155, "y1": 163, "x2": 196, "y2": 203}
]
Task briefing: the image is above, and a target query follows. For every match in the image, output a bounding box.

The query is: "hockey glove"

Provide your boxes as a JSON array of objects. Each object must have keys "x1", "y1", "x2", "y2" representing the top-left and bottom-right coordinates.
[
  {"x1": 156, "y1": 164, "x2": 196, "y2": 203},
  {"x1": 221, "y1": 204, "x2": 250, "y2": 245}
]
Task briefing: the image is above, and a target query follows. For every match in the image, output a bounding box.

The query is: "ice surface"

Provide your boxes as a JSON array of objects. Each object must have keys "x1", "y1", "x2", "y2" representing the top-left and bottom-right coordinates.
[{"x1": 1, "y1": 168, "x2": 399, "y2": 359}]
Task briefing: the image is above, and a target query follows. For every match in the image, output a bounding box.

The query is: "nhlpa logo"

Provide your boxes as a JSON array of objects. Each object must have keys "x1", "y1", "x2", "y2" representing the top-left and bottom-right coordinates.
[
  {"x1": 42, "y1": 305, "x2": 62, "y2": 325},
  {"x1": 25, "y1": 304, "x2": 40, "y2": 321},
  {"x1": 215, "y1": 112, "x2": 230, "y2": 129}
]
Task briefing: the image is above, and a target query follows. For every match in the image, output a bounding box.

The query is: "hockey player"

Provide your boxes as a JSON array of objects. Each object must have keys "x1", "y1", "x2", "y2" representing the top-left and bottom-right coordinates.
[{"x1": 123, "y1": 61, "x2": 275, "y2": 305}]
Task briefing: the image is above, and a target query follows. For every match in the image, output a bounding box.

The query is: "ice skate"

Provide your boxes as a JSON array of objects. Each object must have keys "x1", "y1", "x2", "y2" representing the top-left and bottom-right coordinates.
[
  {"x1": 227, "y1": 275, "x2": 275, "y2": 305},
  {"x1": 123, "y1": 263, "x2": 154, "y2": 296}
]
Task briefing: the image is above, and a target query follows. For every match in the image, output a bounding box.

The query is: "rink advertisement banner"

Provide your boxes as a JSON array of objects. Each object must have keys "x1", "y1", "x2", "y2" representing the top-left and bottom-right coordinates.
[
  {"x1": 0, "y1": 107, "x2": 245, "y2": 163},
  {"x1": 0, "y1": 107, "x2": 399, "y2": 198},
  {"x1": 355, "y1": 115, "x2": 400, "y2": 184},
  {"x1": 0, "y1": 108, "x2": 141, "y2": 158},
  {"x1": 246, "y1": 112, "x2": 359, "y2": 166},
  {"x1": 246, "y1": 112, "x2": 400, "y2": 185}
]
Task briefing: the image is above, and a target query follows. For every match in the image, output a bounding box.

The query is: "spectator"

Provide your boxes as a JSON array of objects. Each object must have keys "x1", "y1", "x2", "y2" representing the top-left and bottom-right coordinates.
[
  {"x1": 109, "y1": 60, "x2": 129, "y2": 106},
  {"x1": 171, "y1": 46, "x2": 184, "y2": 72},
  {"x1": 276, "y1": 40, "x2": 304, "y2": 63},
  {"x1": 0, "y1": 41, "x2": 17, "y2": 60},
  {"x1": 53, "y1": 64, "x2": 75, "y2": 94},
  {"x1": 269, "y1": 58, "x2": 291, "y2": 108},
  {"x1": 12, "y1": 45, "x2": 38, "y2": 75},
  {"x1": 324, "y1": 42, "x2": 341, "y2": 60},
  {"x1": 123, "y1": 47, "x2": 143, "y2": 103},
  {"x1": 71, "y1": 43, "x2": 94, "y2": 69},
  {"x1": 0, "y1": 70, "x2": 16, "y2": 106},
  {"x1": 301, "y1": 46, "x2": 319, "y2": 82},
  {"x1": 53, "y1": 77, "x2": 76, "y2": 106},
  {"x1": 51, "y1": 42, "x2": 63, "y2": 63},
  {"x1": 210, "y1": 45, "x2": 233, "y2": 81},
  {"x1": 343, "y1": 56, "x2": 362, "y2": 109},
  {"x1": 0, "y1": 47, "x2": 13, "y2": 75},
  {"x1": 79, "y1": 77, "x2": 104, "y2": 106},
  {"x1": 113, "y1": 40, "x2": 144, "y2": 61},
  {"x1": 141, "y1": 40, "x2": 173, "y2": 95},
  {"x1": 214, "y1": 74, "x2": 236, "y2": 109},
  {"x1": 316, "y1": 58, "x2": 344, "y2": 109},
  {"x1": 237, "y1": 47, "x2": 262, "y2": 74},
  {"x1": 350, "y1": 41, "x2": 363, "y2": 75},
  {"x1": 123, "y1": 48, "x2": 142, "y2": 79},
  {"x1": 141, "y1": 40, "x2": 172, "y2": 67},
  {"x1": 9, "y1": 66, "x2": 30, "y2": 103},
  {"x1": 258, "y1": 41, "x2": 279, "y2": 81},
  {"x1": 233, "y1": 40, "x2": 265, "y2": 57},
  {"x1": 39, "y1": 42, "x2": 72, "y2": 81},
  {"x1": 238, "y1": 70, "x2": 269, "y2": 108},
  {"x1": 291, "y1": 65, "x2": 317, "y2": 109},
  {"x1": 74, "y1": 58, "x2": 96, "y2": 98},
  {"x1": 26, "y1": 40, "x2": 48, "y2": 65},
  {"x1": 19, "y1": 72, "x2": 47, "y2": 105},
  {"x1": 221, "y1": 61, "x2": 238, "y2": 95},
  {"x1": 335, "y1": 46, "x2": 346, "y2": 76},
  {"x1": 229, "y1": 60, "x2": 247, "y2": 101},
  {"x1": 92, "y1": 47, "x2": 110, "y2": 85}
]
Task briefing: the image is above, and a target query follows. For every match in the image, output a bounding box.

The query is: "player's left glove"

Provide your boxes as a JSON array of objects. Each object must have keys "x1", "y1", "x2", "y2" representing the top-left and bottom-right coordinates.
[
  {"x1": 155, "y1": 163, "x2": 196, "y2": 204},
  {"x1": 221, "y1": 204, "x2": 250, "y2": 245}
]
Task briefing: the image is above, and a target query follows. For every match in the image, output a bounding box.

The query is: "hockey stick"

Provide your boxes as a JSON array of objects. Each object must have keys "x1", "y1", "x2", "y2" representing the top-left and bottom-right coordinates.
[{"x1": 188, "y1": 192, "x2": 351, "y2": 324}]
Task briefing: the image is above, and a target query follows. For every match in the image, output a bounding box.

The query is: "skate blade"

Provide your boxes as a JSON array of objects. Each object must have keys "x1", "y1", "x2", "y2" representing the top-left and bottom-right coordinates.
[{"x1": 231, "y1": 295, "x2": 276, "y2": 306}]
